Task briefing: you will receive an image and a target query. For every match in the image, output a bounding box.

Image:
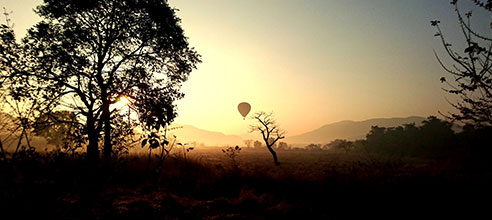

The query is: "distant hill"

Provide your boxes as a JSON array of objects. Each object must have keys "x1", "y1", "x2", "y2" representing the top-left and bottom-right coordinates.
[
  {"x1": 169, "y1": 117, "x2": 428, "y2": 147},
  {"x1": 284, "y1": 116, "x2": 427, "y2": 145},
  {"x1": 168, "y1": 124, "x2": 244, "y2": 147}
]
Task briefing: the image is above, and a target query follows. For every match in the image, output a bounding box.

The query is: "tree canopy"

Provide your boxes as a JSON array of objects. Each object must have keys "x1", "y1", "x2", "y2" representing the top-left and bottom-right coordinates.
[
  {"x1": 0, "y1": 0, "x2": 201, "y2": 161},
  {"x1": 432, "y1": 0, "x2": 492, "y2": 126}
]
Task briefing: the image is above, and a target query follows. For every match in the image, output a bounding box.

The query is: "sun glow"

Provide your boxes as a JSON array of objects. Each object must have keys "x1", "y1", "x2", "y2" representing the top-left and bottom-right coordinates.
[
  {"x1": 117, "y1": 96, "x2": 131, "y2": 106},
  {"x1": 113, "y1": 96, "x2": 133, "y2": 110}
]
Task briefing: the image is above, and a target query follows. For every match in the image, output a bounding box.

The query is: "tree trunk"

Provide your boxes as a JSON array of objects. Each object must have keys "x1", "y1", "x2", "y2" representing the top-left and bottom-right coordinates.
[
  {"x1": 0, "y1": 140, "x2": 6, "y2": 160},
  {"x1": 266, "y1": 145, "x2": 280, "y2": 166},
  {"x1": 13, "y1": 127, "x2": 25, "y2": 157},
  {"x1": 102, "y1": 96, "x2": 112, "y2": 162},
  {"x1": 102, "y1": 109, "x2": 111, "y2": 161},
  {"x1": 86, "y1": 117, "x2": 99, "y2": 163}
]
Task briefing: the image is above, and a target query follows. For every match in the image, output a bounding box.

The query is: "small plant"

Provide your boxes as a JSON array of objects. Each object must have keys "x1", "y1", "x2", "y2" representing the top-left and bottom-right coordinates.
[
  {"x1": 222, "y1": 145, "x2": 241, "y2": 170},
  {"x1": 141, "y1": 126, "x2": 182, "y2": 166},
  {"x1": 178, "y1": 142, "x2": 194, "y2": 162},
  {"x1": 14, "y1": 145, "x2": 39, "y2": 161}
]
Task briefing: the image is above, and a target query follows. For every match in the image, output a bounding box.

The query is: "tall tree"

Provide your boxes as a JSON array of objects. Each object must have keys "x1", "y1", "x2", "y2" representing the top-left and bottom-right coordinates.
[
  {"x1": 432, "y1": 0, "x2": 492, "y2": 126},
  {"x1": 0, "y1": 0, "x2": 200, "y2": 162},
  {"x1": 250, "y1": 112, "x2": 285, "y2": 165},
  {"x1": 1, "y1": 9, "x2": 49, "y2": 160}
]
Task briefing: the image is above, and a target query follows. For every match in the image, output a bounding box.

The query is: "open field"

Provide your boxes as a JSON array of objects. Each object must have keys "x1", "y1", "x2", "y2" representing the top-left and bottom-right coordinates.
[{"x1": 1, "y1": 147, "x2": 491, "y2": 219}]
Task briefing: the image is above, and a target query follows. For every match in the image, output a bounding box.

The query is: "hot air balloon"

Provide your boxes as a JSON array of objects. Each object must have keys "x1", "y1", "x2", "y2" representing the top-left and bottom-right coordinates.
[{"x1": 237, "y1": 102, "x2": 251, "y2": 119}]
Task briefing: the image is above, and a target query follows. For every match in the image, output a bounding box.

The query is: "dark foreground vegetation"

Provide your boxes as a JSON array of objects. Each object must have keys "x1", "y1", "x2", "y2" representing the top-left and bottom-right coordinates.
[{"x1": 2, "y1": 141, "x2": 492, "y2": 219}]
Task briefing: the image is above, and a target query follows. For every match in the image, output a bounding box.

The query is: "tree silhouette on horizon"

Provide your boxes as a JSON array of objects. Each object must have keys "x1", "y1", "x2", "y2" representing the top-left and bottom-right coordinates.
[{"x1": 250, "y1": 111, "x2": 285, "y2": 166}]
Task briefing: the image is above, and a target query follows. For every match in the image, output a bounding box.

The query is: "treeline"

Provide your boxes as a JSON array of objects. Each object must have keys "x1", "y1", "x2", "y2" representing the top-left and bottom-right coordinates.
[
  {"x1": 363, "y1": 116, "x2": 455, "y2": 156},
  {"x1": 360, "y1": 116, "x2": 491, "y2": 158},
  {"x1": 274, "y1": 116, "x2": 492, "y2": 159}
]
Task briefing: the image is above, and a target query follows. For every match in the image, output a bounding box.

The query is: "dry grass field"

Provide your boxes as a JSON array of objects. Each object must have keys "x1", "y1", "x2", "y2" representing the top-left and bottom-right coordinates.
[{"x1": 1, "y1": 146, "x2": 491, "y2": 219}]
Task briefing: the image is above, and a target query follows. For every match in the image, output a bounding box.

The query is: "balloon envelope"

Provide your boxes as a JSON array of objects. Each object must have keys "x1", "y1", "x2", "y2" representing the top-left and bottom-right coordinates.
[{"x1": 238, "y1": 102, "x2": 251, "y2": 118}]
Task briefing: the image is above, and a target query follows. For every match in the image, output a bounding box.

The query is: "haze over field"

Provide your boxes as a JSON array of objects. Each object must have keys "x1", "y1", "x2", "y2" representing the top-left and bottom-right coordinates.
[
  {"x1": 0, "y1": 116, "x2": 428, "y2": 148},
  {"x1": 166, "y1": 116, "x2": 427, "y2": 146}
]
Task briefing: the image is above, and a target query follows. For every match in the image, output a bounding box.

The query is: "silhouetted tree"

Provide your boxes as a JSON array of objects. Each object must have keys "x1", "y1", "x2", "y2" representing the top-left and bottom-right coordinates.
[
  {"x1": 363, "y1": 116, "x2": 456, "y2": 156},
  {"x1": 33, "y1": 110, "x2": 80, "y2": 147},
  {"x1": 0, "y1": 8, "x2": 46, "y2": 160},
  {"x1": 250, "y1": 112, "x2": 285, "y2": 165},
  {"x1": 432, "y1": 0, "x2": 492, "y2": 126},
  {"x1": 419, "y1": 116, "x2": 455, "y2": 152},
  {"x1": 275, "y1": 141, "x2": 289, "y2": 150},
  {"x1": 0, "y1": 0, "x2": 200, "y2": 162},
  {"x1": 0, "y1": 111, "x2": 15, "y2": 160},
  {"x1": 305, "y1": 144, "x2": 322, "y2": 151},
  {"x1": 336, "y1": 140, "x2": 354, "y2": 154},
  {"x1": 457, "y1": 123, "x2": 492, "y2": 164},
  {"x1": 324, "y1": 139, "x2": 346, "y2": 150},
  {"x1": 244, "y1": 139, "x2": 253, "y2": 148},
  {"x1": 0, "y1": 84, "x2": 44, "y2": 159},
  {"x1": 253, "y1": 140, "x2": 263, "y2": 149}
]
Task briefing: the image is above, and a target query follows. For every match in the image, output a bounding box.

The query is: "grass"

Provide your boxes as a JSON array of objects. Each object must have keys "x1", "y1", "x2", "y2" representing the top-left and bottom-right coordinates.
[{"x1": 1, "y1": 147, "x2": 491, "y2": 219}]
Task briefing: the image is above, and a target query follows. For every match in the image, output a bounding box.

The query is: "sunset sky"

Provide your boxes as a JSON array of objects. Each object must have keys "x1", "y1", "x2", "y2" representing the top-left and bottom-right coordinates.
[{"x1": 2, "y1": 0, "x2": 491, "y2": 136}]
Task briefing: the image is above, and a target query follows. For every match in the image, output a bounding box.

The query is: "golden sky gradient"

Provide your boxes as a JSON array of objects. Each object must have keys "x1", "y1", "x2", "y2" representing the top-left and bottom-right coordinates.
[{"x1": 2, "y1": 0, "x2": 491, "y2": 136}]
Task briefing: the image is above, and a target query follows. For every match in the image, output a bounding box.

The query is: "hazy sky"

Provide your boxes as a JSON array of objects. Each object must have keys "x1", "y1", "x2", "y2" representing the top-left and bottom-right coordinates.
[{"x1": 2, "y1": 0, "x2": 491, "y2": 136}]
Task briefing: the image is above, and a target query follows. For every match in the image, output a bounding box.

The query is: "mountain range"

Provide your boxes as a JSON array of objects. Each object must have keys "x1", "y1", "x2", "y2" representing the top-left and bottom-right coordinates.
[
  {"x1": 283, "y1": 116, "x2": 426, "y2": 145},
  {"x1": 171, "y1": 116, "x2": 427, "y2": 147}
]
